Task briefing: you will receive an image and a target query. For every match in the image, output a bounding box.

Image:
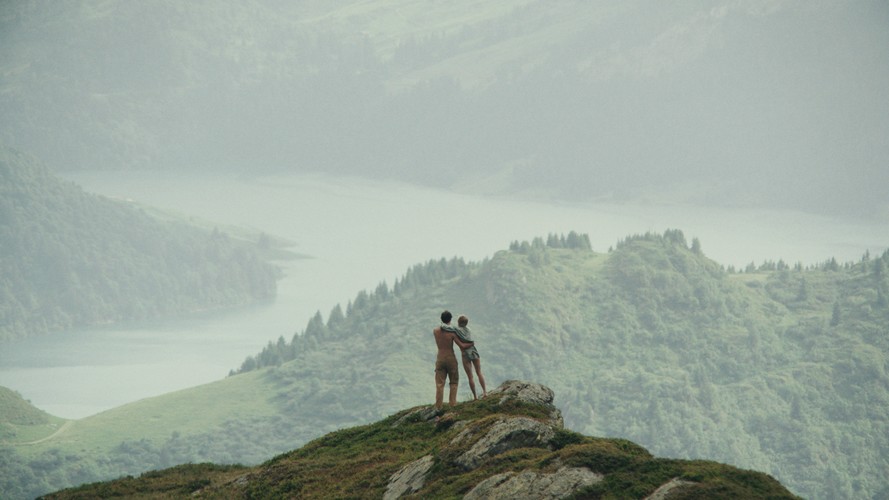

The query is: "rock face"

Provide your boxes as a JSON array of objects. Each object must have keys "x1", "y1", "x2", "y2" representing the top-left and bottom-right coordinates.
[
  {"x1": 383, "y1": 455, "x2": 435, "y2": 500},
  {"x1": 489, "y1": 380, "x2": 563, "y2": 426},
  {"x1": 489, "y1": 379, "x2": 556, "y2": 407},
  {"x1": 644, "y1": 477, "x2": 696, "y2": 500},
  {"x1": 464, "y1": 466, "x2": 604, "y2": 500},
  {"x1": 453, "y1": 416, "x2": 556, "y2": 470}
]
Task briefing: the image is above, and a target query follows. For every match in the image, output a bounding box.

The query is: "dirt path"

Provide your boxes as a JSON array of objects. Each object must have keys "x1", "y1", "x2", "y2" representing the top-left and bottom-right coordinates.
[{"x1": 17, "y1": 420, "x2": 73, "y2": 445}]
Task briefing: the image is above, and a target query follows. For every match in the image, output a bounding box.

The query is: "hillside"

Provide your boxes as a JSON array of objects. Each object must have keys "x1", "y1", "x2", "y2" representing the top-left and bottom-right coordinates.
[
  {"x1": 42, "y1": 381, "x2": 799, "y2": 499},
  {"x1": 2, "y1": 231, "x2": 887, "y2": 499},
  {"x1": 0, "y1": 147, "x2": 280, "y2": 341},
  {"x1": 2, "y1": 1, "x2": 887, "y2": 216}
]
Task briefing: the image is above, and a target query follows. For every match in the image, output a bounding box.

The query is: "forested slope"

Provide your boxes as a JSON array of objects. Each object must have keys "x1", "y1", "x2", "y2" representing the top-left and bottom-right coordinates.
[
  {"x1": 2, "y1": 231, "x2": 886, "y2": 499},
  {"x1": 0, "y1": 147, "x2": 279, "y2": 341}
]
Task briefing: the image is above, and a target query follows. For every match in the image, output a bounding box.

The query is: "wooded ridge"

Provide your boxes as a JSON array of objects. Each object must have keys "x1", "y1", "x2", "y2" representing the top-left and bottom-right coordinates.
[{"x1": 2, "y1": 230, "x2": 886, "y2": 499}]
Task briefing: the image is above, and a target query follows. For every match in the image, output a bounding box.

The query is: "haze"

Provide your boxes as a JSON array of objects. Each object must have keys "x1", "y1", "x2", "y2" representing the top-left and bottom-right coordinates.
[{"x1": 1, "y1": 1, "x2": 887, "y2": 217}]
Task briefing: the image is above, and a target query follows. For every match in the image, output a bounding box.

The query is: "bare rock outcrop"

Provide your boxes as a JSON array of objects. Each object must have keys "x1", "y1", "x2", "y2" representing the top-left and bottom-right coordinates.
[
  {"x1": 464, "y1": 466, "x2": 604, "y2": 500},
  {"x1": 489, "y1": 379, "x2": 563, "y2": 427},
  {"x1": 383, "y1": 455, "x2": 435, "y2": 500},
  {"x1": 644, "y1": 477, "x2": 697, "y2": 499},
  {"x1": 453, "y1": 416, "x2": 556, "y2": 470}
]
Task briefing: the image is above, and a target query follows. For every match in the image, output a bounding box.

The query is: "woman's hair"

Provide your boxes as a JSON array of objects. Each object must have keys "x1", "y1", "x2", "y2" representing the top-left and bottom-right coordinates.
[
  {"x1": 458, "y1": 315, "x2": 469, "y2": 327},
  {"x1": 441, "y1": 310, "x2": 453, "y2": 323}
]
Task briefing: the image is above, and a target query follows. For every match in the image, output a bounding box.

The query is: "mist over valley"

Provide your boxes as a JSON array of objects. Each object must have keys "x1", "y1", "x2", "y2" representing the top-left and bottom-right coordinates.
[{"x1": 2, "y1": 170, "x2": 883, "y2": 418}]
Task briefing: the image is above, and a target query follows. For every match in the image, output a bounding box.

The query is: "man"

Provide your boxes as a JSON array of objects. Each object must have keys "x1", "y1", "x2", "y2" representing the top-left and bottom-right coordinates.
[{"x1": 433, "y1": 310, "x2": 473, "y2": 409}]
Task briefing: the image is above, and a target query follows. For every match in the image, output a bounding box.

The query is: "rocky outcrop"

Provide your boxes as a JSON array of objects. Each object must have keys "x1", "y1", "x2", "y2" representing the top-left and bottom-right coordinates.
[
  {"x1": 644, "y1": 477, "x2": 696, "y2": 500},
  {"x1": 464, "y1": 466, "x2": 604, "y2": 500},
  {"x1": 384, "y1": 381, "x2": 581, "y2": 498},
  {"x1": 383, "y1": 455, "x2": 435, "y2": 500},
  {"x1": 382, "y1": 381, "x2": 723, "y2": 500},
  {"x1": 453, "y1": 416, "x2": 556, "y2": 470},
  {"x1": 489, "y1": 379, "x2": 563, "y2": 427}
]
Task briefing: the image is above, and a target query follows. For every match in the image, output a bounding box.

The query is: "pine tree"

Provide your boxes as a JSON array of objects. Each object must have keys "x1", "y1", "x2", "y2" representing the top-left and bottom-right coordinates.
[{"x1": 830, "y1": 301, "x2": 841, "y2": 327}]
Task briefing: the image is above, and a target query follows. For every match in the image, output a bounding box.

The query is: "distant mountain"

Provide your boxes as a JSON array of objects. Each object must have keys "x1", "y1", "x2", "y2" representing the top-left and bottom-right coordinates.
[
  {"x1": 2, "y1": 231, "x2": 886, "y2": 499},
  {"x1": 41, "y1": 381, "x2": 799, "y2": 499},
  {"x1": 1, "y1": 1, "x2": 887, "y2": 216},
  {"x1": 0, "y1": 147, "x2": 279, "y2": 341}
]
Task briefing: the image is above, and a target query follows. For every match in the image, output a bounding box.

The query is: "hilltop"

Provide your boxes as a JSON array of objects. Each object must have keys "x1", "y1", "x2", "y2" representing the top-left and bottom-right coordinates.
[
  {"x1": 42, "y1": 381, "x2": 798, "y2": 499},
  {"x1": 2, "y1": 230, "x2": 887, "y2": 499}
]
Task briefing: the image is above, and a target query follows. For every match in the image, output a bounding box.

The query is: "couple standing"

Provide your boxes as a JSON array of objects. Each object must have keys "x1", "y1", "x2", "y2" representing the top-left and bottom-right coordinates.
[{"x1": 433, "y1": 310, "x2": 488, "y2": 409}]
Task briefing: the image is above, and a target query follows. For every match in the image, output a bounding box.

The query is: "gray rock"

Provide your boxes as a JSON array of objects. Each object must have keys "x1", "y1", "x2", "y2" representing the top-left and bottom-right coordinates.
[
  {"x1": 644, "y1": 477, "x2": 696, "y2": 499},
  {"x1": 391, "y1": 406, "x2": 440, "y2": 427},
  {"x1": 490, "y1": 380, "x2": 556, "y2": 406},
  {"x1": 383, "y1": 455, "x2": 435, "y2": 500},
  {"x1": 464, "y1": 466, "x2": 603, "y2": 499},
  {"x1": 489, "y1": 380, "x2": 563, "y2": 426},
  {"x1": 455, "y1": 416, "x2": 556, "y2": 470}
]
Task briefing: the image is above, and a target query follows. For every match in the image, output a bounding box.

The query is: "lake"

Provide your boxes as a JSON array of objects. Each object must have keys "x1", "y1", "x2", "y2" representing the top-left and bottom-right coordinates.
[{"x1": 1, "y1": 171, "x2": 886, "y2": 418}]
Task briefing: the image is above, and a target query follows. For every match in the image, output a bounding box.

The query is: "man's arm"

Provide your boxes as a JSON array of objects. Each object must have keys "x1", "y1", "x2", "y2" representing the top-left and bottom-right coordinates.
[{"x1": 452, "y1": 333, "x2": 473, "y2": 350}]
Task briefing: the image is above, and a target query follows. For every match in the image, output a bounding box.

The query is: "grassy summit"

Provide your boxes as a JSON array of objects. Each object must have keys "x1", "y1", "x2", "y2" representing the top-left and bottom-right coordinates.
[{"x1": 42, "y1": 381, "x2": 798, "y2": 499}]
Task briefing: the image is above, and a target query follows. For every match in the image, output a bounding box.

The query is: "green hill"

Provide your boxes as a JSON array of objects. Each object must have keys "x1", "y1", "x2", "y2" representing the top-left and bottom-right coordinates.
[
  {"x1": 2, "y1": 230, "x2": 887, "y2": 499},
  {"x1": 0, "y1": 147, "x2": 281, "y2": 341},
  {"x1": 41, "y1": 381, "x2": 799, "y2": 499}
]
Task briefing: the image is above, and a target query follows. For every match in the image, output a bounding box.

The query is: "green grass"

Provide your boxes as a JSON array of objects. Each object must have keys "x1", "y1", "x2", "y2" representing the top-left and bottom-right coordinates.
[
  {"x1": 18, "y1": 369, "x2": 279, "y2": 457},
  {"x1": 0, "y1": 386, "x2": 69, "y2": 445}
]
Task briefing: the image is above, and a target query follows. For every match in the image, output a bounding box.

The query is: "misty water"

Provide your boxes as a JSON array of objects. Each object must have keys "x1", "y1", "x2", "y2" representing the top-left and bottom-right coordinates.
[{"x1": 1, "y1": 171, "x2": 886, "y2": 419}]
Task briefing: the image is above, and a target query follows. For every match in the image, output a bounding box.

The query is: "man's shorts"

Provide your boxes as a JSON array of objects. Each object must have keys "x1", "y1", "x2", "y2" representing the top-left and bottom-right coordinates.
[{"x1": 435, "y1": 356, "x2": 459, "y2": 386}]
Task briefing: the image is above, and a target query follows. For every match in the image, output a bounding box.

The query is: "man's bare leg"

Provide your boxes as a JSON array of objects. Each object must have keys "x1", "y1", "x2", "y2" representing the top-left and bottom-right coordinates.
[
  {"x1": 435, "y1": 382, "x2": 445, "y2": 409},
  {"x1": 448, "y1": 383, "x2": 459, "y2": 406},
  {"x1": 462, "y1": 361, "x2": 478, "y2": 400},
  {"x1": 435, "y1": 368, "x2": 446, "y2": 409}
]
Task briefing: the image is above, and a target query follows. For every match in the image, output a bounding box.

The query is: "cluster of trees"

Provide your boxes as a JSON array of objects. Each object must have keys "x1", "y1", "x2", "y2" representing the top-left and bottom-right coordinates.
[
  {"x1": 0, "y1": 148, "x2": 279, "y2": 342},
  {"x1": 238, "y1": 231, "x2": 590, "y2": 373},
  {"x1": 234, "y1": 256, "x2": 476, "y2": 373}
]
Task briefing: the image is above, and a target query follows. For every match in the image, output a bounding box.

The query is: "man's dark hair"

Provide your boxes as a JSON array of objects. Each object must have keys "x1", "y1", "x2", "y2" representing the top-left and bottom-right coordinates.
[{"x1": 441, "y1": 310, "x2": 452, "y2": 323}]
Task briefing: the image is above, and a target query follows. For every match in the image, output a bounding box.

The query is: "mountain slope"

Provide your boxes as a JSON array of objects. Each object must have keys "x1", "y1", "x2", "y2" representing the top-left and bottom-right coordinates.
[
  {"x1": 0, "y1": 147, "x2": 280, "y2": 341},
  {"x1": 3, "y1": 231, "x2": 887, "y2": 499},
  {"x1": 2, "y1": 1, "x2": 887, "y2": 216},
  {"x1": 42, "y1": 381, "x2": 799, "y2": 499}
]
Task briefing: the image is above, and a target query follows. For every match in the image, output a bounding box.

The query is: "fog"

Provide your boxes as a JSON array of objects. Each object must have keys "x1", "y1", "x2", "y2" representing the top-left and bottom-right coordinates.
[
  {"x1": 1, "y1": 1, "x2": 889, "y2": 413},
  {"x1": 1, "y1": 1, "x2": 887, "y2": 217}
]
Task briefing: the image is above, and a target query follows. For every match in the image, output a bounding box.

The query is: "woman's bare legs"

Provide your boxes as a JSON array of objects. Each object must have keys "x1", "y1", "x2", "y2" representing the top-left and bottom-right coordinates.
[
  {"x1": 462, "y1": 358, "x2": 478, "y2": 399},
  {"x1": 472, "y1": 358, "x2": 487, "y2": 397}
]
